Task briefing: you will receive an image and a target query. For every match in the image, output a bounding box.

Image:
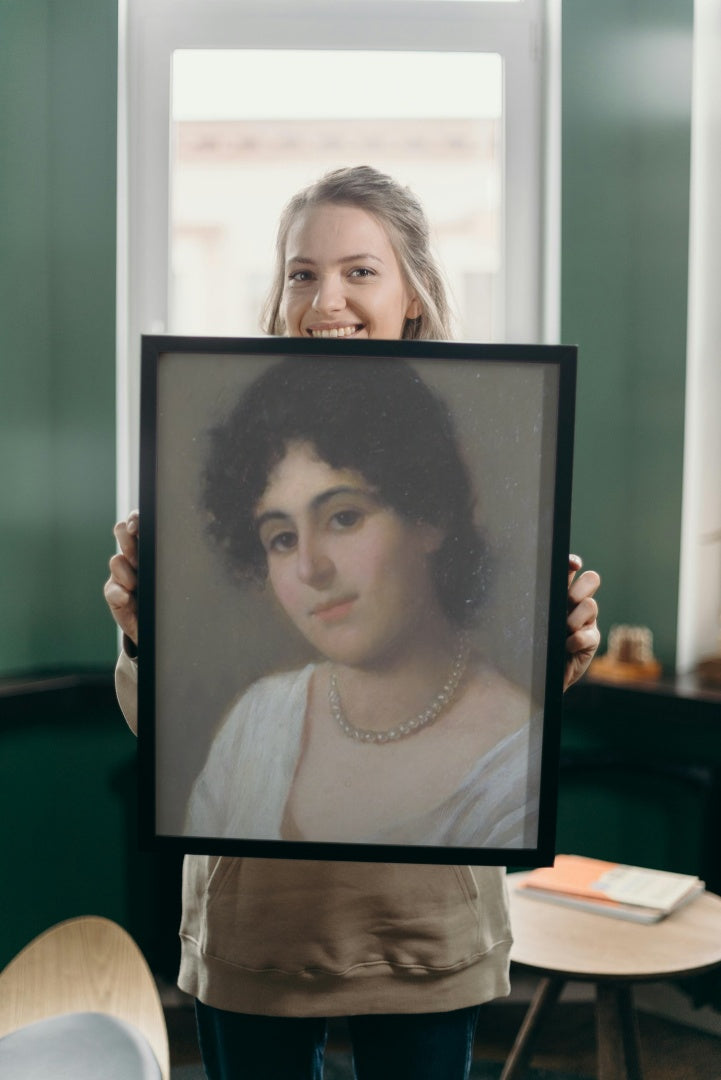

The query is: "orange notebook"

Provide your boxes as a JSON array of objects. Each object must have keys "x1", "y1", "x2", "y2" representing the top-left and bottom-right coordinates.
[{"x1": 516, "y1": 855, "x2": 704, "y2": 923}]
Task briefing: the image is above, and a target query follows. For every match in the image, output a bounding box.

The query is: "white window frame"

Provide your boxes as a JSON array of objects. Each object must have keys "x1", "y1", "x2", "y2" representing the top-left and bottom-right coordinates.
[
  {"x1": 676, "y1": 0, "x2": 721, "y2": 674},
  {"x1": 116, "y1": 0, "x2": 559, "y2": 511}
]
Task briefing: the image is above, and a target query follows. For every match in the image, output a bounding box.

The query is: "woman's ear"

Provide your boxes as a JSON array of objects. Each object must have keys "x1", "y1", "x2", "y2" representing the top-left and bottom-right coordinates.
[{"x1": 406, "y1": 296, "x2": 423, "y2": 320}]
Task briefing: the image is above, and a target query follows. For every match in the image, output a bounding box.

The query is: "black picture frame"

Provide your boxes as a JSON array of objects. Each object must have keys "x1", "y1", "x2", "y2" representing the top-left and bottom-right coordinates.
[{"x1": 138, "y1": 335, "x2": 576, "y2": 866}]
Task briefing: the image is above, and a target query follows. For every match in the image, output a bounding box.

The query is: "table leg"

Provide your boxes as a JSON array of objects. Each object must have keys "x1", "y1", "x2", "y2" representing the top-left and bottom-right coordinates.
[
  {"x1": 596, "y1": 982, "x2": 643, "y2": 1080},
  {"x1": 499, "y1": 976, "x2": 565, "y2": 1080}
]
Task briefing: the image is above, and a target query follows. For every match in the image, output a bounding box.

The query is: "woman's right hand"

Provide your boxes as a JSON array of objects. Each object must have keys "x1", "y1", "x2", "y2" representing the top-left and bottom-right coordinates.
[{"x1": 104, "y1": 510, "x2": 139, "y2": 646}]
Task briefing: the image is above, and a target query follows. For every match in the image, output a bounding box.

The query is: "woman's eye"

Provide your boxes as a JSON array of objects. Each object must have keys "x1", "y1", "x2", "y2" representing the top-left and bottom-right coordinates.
[
  {"x1": 288, "y1": 270, "x2": 313, "y2": 283},
  {"x1": 331, "y1": 509, "x2": 363, "y2": 530},
  {"x1": 349, "y1": 267, "x2": 374, "y2": 279},
  {"x1": 267, "y1": 531, "x2": 297, "y2": 552}
]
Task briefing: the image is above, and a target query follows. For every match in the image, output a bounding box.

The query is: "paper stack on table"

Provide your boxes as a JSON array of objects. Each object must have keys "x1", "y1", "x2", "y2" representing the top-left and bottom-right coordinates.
[{"x1": 516, "y1": 854, "x2": 705, "y2": 923}]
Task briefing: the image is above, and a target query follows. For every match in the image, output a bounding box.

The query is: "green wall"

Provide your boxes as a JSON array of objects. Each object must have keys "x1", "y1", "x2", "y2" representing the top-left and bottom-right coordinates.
[
  {"x1": 562, "y1": 0, "x2": 693, "y2": 669},
  {"x1": 0, "y1": 0, "x2": 128, "y2": 971},
  {"x1": 0, "y1": 0, "x2": 118, "y2": 675}
]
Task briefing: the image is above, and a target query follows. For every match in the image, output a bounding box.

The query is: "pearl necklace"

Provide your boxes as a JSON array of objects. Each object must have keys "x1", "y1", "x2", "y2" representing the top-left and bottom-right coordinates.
[{"x1": 328, "y1": 634, "x2": 470, "y2": 745}]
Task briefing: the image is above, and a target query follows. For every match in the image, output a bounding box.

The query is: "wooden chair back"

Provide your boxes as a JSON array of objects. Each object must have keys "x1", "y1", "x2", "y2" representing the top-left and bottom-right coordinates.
[{"x1": 0, "y1": 916, "x2": 169, "y2": 1080}]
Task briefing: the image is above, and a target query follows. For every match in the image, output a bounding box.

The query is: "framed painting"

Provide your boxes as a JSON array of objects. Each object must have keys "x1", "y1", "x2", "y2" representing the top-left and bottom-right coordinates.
[{"x1": 137, "y1": 336, "x2": 576, "y2": 865}]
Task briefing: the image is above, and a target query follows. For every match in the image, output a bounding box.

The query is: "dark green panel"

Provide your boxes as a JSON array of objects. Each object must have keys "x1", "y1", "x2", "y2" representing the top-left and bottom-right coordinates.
[
  {"x1": 0, "y1": 1, "x2": 55, "y2": 669},
  {"x1": 47, "y1": 0, "x2": 118, "y2": 667},
  {"x1": 562, "y1": 0, "x2": 693, "y2": 668},
  {"x1": 0, "y1": 686, "x2": 132, "y2": 966},
  {"x1": 0, "y1": 683, "x2": 184, "y2": 977},
  {"x1": 0, "y1": 0, "x2": 118, "y2": 674},
  {"x1": 559, "y1": 683, "x2": 721, "y2": 887},
  {"x1": 556, "y1": 771, "x2": 707, "y2": 877}
]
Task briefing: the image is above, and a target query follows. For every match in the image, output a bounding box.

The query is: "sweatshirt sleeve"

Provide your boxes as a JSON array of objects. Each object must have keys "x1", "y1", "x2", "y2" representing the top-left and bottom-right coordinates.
[{"x1": 115, "y1": 646, "x2": 139, "y2": 736}]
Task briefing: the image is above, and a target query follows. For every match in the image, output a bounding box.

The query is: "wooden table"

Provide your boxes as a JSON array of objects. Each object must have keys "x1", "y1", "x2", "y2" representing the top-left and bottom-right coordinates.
[{"x1": 503, "y1": 873, "x2": 721, "y2": 1080}]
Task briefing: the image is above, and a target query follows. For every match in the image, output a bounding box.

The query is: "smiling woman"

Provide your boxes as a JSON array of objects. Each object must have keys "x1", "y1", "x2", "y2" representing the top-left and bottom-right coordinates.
[
  {"x1": 262, "y1": 166, "x2": 451, "y2": 340},
  {"x1": 107, "y1": 157, "x2": 597, "y2": 1080}
]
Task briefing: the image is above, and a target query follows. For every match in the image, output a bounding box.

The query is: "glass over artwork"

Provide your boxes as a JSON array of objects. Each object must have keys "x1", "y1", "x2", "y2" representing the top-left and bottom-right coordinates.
[{"x1": 138, "y1": 337, "x2": 576, "y2": 866}]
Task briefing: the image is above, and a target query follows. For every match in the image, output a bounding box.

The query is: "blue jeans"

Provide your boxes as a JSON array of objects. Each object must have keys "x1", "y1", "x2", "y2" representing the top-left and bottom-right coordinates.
[{"x1": 195, "y1": 1000, "x2": 481, "y2": 1080}]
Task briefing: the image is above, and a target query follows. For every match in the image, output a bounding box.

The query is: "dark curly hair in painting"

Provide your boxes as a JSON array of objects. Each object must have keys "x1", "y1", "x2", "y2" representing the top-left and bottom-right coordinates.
[{"x1": 202, "y1": 358, "x2": 489, "y2": 626}]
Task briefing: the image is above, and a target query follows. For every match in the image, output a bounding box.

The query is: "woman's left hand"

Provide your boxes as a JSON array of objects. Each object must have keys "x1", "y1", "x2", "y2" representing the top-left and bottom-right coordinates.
[{"x1": 564, "y1": 554, "x2": 601, "y2": 691}]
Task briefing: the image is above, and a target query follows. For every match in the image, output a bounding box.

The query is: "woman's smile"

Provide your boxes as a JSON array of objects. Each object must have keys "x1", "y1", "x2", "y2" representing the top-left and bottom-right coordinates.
[{"x1": 306, "y1": 323, "x2": 364, "y2": 339}]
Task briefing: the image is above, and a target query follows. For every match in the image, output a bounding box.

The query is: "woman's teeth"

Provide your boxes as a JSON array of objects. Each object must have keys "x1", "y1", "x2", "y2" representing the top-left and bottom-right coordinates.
[{"x1": 310, "y1": 325, "x2": 360, "y2": 338}]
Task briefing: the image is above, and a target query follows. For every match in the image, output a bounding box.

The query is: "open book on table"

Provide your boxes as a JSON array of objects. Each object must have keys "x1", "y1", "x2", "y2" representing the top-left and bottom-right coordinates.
[{"x1": 515, "y1": 854, "x2": 705, "y2": 923}]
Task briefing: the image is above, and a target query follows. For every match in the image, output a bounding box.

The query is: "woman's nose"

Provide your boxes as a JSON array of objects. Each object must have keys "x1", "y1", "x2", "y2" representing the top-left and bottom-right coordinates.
[
  {"x1": 296, "y1": 534, "x2": 334, "y2": 587},
  {"x1": 312, "y1": 273, "x2": 345, "y2": 315}
]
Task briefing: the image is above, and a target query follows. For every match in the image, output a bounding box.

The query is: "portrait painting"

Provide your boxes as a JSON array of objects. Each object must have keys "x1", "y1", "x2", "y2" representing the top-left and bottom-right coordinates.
[{"x1": 137, "y1": 336, "x2": 576, "y2": 865}]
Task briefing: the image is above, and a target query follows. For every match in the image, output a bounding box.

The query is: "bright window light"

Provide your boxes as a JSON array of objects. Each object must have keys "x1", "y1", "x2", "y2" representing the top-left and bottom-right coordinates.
[{"x1": 172, "y1": 50, "x2": 502, "y2": 121}]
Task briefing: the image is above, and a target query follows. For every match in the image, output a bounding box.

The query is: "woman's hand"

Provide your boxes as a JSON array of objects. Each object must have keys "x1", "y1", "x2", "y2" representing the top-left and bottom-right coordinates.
[
  {"x1": 564, "y1": 554, "x2": 601, "y2": 691},
  {"x1": 103, "y1": 510, "x2": 139, "y2": 646}
]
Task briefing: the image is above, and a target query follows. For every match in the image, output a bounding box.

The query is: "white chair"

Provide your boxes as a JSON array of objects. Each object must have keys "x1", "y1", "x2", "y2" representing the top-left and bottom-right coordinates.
[{"x1": 0, "y1": 915, "x2": 170, "y2": 1079}]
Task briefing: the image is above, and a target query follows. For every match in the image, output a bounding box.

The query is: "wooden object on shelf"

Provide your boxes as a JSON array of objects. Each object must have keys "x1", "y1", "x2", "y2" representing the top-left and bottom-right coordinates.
[{"x1": 591, "y1": 624, "x2": 662, "y2": 683}]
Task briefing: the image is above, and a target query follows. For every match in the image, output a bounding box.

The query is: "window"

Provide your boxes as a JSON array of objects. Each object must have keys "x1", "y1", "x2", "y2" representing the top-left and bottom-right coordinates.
[
  {"x1": 169, "y1": 49, "x2": 503, "y2": 340},
  {"x1": 117, "y1": 0, "x2": 557, "y2": 509}
]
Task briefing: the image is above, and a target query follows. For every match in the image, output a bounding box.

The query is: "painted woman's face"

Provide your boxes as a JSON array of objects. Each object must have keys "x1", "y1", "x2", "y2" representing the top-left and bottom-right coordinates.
[
  {"x1": 280, "y1": 203, "x2": 421, "y2": 340},
  {"x1": 253, "y1": 442, "x2": 444, "y2": 669}
]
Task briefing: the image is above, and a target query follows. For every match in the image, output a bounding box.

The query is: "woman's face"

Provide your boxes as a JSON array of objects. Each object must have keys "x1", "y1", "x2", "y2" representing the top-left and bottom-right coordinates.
[
  {"x1": 254, "y1": 441, "x2": 444, "y2": 668},
  {"x1": 280, "y1": 203, "x2": 421, "y2": 340}
]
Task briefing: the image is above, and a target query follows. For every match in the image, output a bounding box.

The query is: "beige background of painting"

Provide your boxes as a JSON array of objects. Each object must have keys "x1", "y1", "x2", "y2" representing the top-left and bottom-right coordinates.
[{"x1": 152, "y1": 349, "x2": 559, "y2": 836}]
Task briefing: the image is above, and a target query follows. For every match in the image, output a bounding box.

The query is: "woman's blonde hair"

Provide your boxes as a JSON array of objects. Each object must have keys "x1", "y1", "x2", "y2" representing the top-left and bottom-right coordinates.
[{"x1": 261, "y1": 165, "x2": 454, "y2": 341}]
